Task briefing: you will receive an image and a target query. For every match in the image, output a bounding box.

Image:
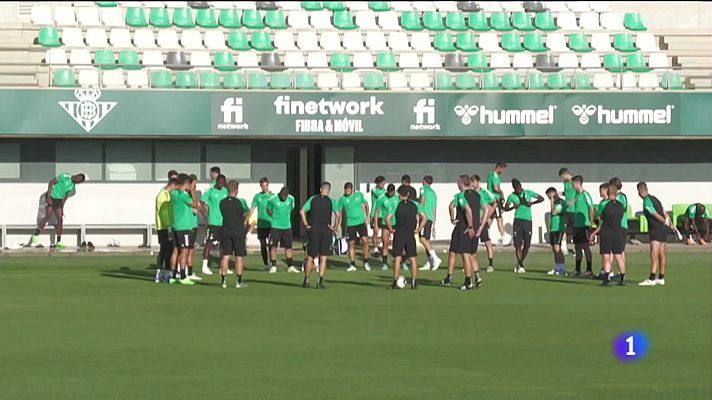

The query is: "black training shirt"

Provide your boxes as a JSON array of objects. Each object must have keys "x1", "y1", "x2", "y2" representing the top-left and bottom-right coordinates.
[
  {"x1": 304, "y1": 194, "x2": 335, "y2": 226},
  {"x1": 394, "y1": 200, "x2": 418, "y2": 232},
  {"x1": 220, "y1": 196, "x2": 247, "y2": 232},
  {"x1": 602, "y1": 200, "x2": 624, "y2": 235},
  {"x1": 456, "y1": 189, "x2": 481, "y2": 229}
]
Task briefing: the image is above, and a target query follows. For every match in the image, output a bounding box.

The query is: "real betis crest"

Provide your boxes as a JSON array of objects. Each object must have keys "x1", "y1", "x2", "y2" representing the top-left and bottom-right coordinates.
[{"x1": 58, "y1": 89, "x2": 117, "y2": 133}]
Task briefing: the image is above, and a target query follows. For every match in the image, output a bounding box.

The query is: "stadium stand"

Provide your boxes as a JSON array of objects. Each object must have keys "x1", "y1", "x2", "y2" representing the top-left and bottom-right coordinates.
[{"x1": 0, "y1": 1, "x2": 703, "y2": 89}]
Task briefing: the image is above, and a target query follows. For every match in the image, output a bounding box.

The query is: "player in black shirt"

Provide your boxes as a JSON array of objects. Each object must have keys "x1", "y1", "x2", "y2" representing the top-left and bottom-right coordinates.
[
  {"x1": 219, "y1": 180, "x2": 250, "y2": 289},
  {"x1": 386, "y1": 185, "x2": 426, "y2": 289},
  {"x1": 637, "y1": 182, "x2": 674, "y2": 287},
  {"x1": 400, "y1": 174, "x2": 418, "y2": 204},
  {"x1": 299, "y1": 182, "x2": 340, "y2": 289},
  {"x1": 590, "y1": 184, "x2": 627, "y2": 286}
]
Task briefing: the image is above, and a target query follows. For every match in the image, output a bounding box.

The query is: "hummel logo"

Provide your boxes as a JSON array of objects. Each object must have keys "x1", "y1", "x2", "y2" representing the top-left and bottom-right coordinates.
[
  {"x1": 571, "y1": 105, "x2": 597, "y2": 125},
  {"x1": 454, "y1": 105, "x2": 479, "y2": 125}
]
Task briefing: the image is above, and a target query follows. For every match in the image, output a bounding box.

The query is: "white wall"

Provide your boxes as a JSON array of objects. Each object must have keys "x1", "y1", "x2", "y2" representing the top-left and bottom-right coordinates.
[{"x1": 610, "y1": 1, "x2": 712, "y2": 30}]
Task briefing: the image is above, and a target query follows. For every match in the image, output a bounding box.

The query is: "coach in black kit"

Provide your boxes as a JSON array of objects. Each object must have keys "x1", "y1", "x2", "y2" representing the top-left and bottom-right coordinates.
[
  {"x1": 300, "y1": 182, "x2": 340, "y2": 289},
  {"x1": 387, "y1": 185, "x2": 426, "y2": 289},
  {"x1": 590, "y1": 183, "x2": 627, "y2": 287},
  {"x1": 219, "y1": 180, "x2": 250, "y2": 289}
]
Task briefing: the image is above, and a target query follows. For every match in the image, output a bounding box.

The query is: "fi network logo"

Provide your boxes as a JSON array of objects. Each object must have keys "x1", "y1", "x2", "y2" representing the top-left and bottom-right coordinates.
[
  {"x1": 217, "y1": 97, "x2": 249, "y2": 130},
  {"x1": 58, "y1": 89, "x2": 117, "y2": 133},
  {"x1": 411, "y1": 98, "x2": 440, "y2": 130}
]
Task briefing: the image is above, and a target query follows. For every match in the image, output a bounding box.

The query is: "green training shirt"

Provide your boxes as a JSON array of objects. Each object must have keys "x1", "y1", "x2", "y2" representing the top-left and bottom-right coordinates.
[
  {"x1": 170, "y1": 190, "x2": 194, "y2": 231},
  {"x1": 370, "y1": 186, "x2": 385, "y2": 217},
  {"x1": 617, "y1": 193, "x2": 629, "y2": 229},
  {"x1": 251, "y1": 192, "x2": 275, "y2": 228},
  {"x1": 563, "y1": 180, "x2": 576, "y2": 213},
  {"x1": 376, "y1": 194, "x2": 399, "y2": 225},
  {"x1": 487, "y1": 171, "x2": 502, "y2": 201},
  {"x1": 419, "y1": 185, "x2": 437, "y2": 221},
  {"x1": 202, "y1": 187, "x2": 229, "y2": 226},
  {"x1": 550, "y1": 198, "x2": 566, "y2": 232},
  {"x1": 596, "y1": 199, "x2": 610, "y2": 219},
  {"x1": 506, "y1": 189, "x2": 540, "y2": 221},
  {"x1": 338, "y1": 191, "x2": 368, "y2": 227},
  {"x1": 573, "y1": 190, "x2": 594, "y2": 228},
  {"x1": 479, "y1": 188, "x2": 496, "y2": 211},
  {"x1": 687, "y1": 204, "x2": 709, "y2": 219},
  {"x1": 267, "y1": 195, "x2": 295, "y2": 230},
  {"x1": 51, "y1": 173, "x2": 75, "y2": 200}
]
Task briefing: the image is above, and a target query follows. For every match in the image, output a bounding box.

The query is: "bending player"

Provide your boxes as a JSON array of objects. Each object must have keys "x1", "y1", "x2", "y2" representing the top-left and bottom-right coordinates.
[
  {"x1": 267, "y1": 186, "x2": 300, "y2": 273},
  {"x1": 248, "y1": 177, "x2": 275, "y2": 271},
  {"x1": 387, "y1": 185, "x2": 427, "y2": 289},
  {"x1": 419, "y1": 175, "x2": 442, "y2": 271},
  {"x1": 503, "y1": 179, "x2": 544, "y2": 274},
  {"x1": 338, "y1": 182, "x2": 371, "y2": 272},
  {"x1": 545, "y1": 187, "x2": 567, "y2": 276},
  {"x1": 374, "y1": 184, "x2": 398, "y2": 271},
  {"x1": 300, "y1": 182, "x2": 340, "y2": 289},
  {"x1": 200, "y1": 175, "x2": 228, "y2": 276},
  {"x1": 683, "y1": 203, "x2": 709, "y2": 245},
  {"x1": 31, "y1": 172, "x2": 86, "y2": 249},
  {"x1": 637, "y1": 182, "x2": 674, "y2": 286},
  {"x1": 589, "y1": 183, "x2": 627, "y2": 287},
  {"x1": 219, "y1": 180, "x2": 250, "y2": 289}
]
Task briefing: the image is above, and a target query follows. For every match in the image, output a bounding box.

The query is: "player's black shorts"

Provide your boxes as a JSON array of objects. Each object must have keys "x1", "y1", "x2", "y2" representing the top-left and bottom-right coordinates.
[
  {"x1": 479, "y1": 220, "x2": 490, "y2": 243},
  {"x1": 221, "y1": 229, "x2": 247, "y2": 257},
  {"x1": 564, "y1": 212, "x2": 575, "y2": 235},
  {"x1": 513, "y1": 219, "x2": 533, "y2": 249},
  {"x1": 649, "y1": 228, "x2": 668, "y2": 243},
  {"x1": 549, "y1": 231, "x2": 563, "y2": 247},
  {"x1": 47, "y1": 195, "x2": 64, "y2": 210},
  {"x1": 175, "y1": 230, "x2": 195, "y2": 249},
  {"x1": 307, "y1": 226, "x2": 332, "y2": 258},
  {"x1": 205, "y1": 225, "x2": 222, "y2": 246},
  {"x1": 190, "y1": 228, "x2": 198, "y2": 249},
  {"x1": 392, "y1": 230, "x2": 417, "y2": 258},
  {"x1": 493, "y1": 199, "x2": 504, "y2": 218},
  {"x1": 346, "y1": 224, "x2": 368, "y2": 241},
  {"x1": 269, "y1": 228, "x2": 293, "y2": 249},
  {"x1": 419, "y1": 220, "x2": 433, "y2": 240},
  {"x1": 573, "y1": 227, "x2": 590, "y2": 244},
  {"x1": 377, "y1": 219, "x2": 387, "y2": 230},
  {"x1": 257, "y1": 227, "x2": 271, "y2": 241},
  {"x1": 600, "y1": 233, "x2": 625, "y2": 254},
  {"x1": 449, "y1": 226, "x2": 477, "y2": 254}
]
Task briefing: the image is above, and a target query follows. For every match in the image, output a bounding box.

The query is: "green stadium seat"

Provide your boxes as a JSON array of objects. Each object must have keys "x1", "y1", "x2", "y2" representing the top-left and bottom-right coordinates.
[
  {"x1": 490, "y1": 12, "x2": 513, "y2": 31},
  {"x1": 150, "y1": 70, "x2": 173, "y2": 88},
  {"x1": 125, "y1": 7, "x2": 148, "y2": 27},
  {"x1": 423, "y1": 12, "x2": 446, "y2": 31},
  {"x1": 330, "y1": 52, "x2": 352, "y2": 71},
  {"x1": 434, "y1": 72, "x2": 454, "y2": 90},
  {"x1": 527, "y1": 72, "x2": 545, "y2": 90},
  {"x1": 242, "y1": 10, "x2": 264, "y2": 29},
  {"x1": 568, "y1": 33, "x2": 592, "y2": 52},
  {"x1": 445, "y1": 12, "x2": 467, "y2": 31},
  {"x1": 573, "y1": 73, "x2": 591, "y2": 89},
  {"x1": 376, "y1": 52, "x2": 397, "y2": 71},
  {"x1": 149, "y1": 8, "x2": 171, "y2": 28},
  {"x1": 368, "y1": 1, "x2": 390, "y2": 11},
  {"x1": 456, "y1": 32, "x2": 479, "y2": 52},
  {"x1": 546, "y1": 72, "x2": 568, "y2": 89},
  {"x1": 228, "y1": 31, "x2": 250, "y2": 50},
  {"x1": 613, "y1": 33, "x2": 637, "y2": 52},
  {"x1": 95, "y1": 2, "x2": 117, "y2": 6},
  {"x1": 94, "y1": 50, "x2": 116, "y2": 70},
  {"x1": 53, "y1": 69, "x2": 76, "y2": 87},
  {"x1": 222, "y1": 73, "x2": 245, "y2": 89},
  {"x1": 624, "y1": 12, "x2": 647, "y2": 31},
  {"x1": 502, "y1": 72, "x2": 522, "y2": 90},
  {"x1": 196, "y1": 8, "x2": 218, "y2": 28},
  {"x1": 467, "y1": 12, "x2": 490, "y2": 31},
  {"x1": 175, "y1": 71, "x2": 196, "y2": 88},
  {"x1": 251, "y1": 31, "x2": 273, "y2": 51},
  {"x1": 501, "y1": 33, "x2": 524, "y2": 52},
  {"x1": 626, "y1": 53, "x2": 649, "y2": 72},
  {"x1": 333, "y1": 10, "x2": 357, "y2": 29},
  {"x1": 265, "y1": 10, "x2": 288, "y2": 29},
  {"x1": 247, "y1": 71, "x2": 268, "y2": 89},
  {"x1": 363, "y1": 72, "x2": 386, "y2": 90},
  {"x1": 324, "y1": 1, "x2": 346, "y2": 11},
  {"x1": 524, "y1": 33, "x2": 547, "y2": 52},
  {"x1": 512, "y1": 12, "x2": 535, "y2": 31},
  {"x1": 671, "y1": 204, "x2": 688, "y2": 227},
  {"x1": 482, "y1": 72, "x2": 499, "y2": 90},
  {"x1": 467, "y1": 53, "x2": 490, "y2": 72},
  {"x1": 534, "y1": 12, "x2": 557, "y2": 31},
  {"x1": 118, "y1": 50, "x2": 141, "y2": 70},
  {"x1": 295, "y1": 72, "x2": 316, "y2": 89},
  {"x1": 172, "y1": 8, "x2": 195, "y2": 28},
  {"x1": 39, "y1": 27, "x2": 61, "y2": 48},
  {"x1": 662, "y1": 72, "x2": 684, "y2": 90},
  {"x1": 199, "y1": 71, "x2": 221, "y2": 89},
  {"x1": 455, "y1": 73, "x2": 478, "y2": 90},
  {"x1": 219, "y1": 9, "x2": 241, "y2": 28},
  {"x1": 270, "y1": 72, "x2": 292, "y2": 89},
  {"x1": 434, "y1": 32, "x2": 457, "y2": 52},
  {"x1": 401, "y1": 11, "x2": 423, "y2": 31},
  {"x1": 214, "y1": 51, "x2": 237, "y2": 71},
  {"x1": 604, "y1": 53, "x2": 624, "y2": 72},
  {"x1": 301, "y1": 1, "x2": 323, "y2": 11}
]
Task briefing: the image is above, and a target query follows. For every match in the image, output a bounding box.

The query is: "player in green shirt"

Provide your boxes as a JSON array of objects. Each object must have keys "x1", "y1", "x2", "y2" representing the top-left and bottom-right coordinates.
[
  {"x1": 683, "y1": 203, "x2": 710, "y2": 245},
  {"x1": 200, "y1": 175, "x2": 228, "y2": 276},
  {"x1": 545, "y1": 187, "x2": 568, "y2": 276},
  {"x1": 267, "y1": 186, "x2": 299, "y2": 274},
  {"x1": 418, "y1": 175, "x2": 443, "y2": 271},
  {"x1": 370, "y1": 175, "x2": 386, "y2": 256},
  {"x1": 248, "y1": 177, "x2": 276, "y2": 271},
  {"x1": 558, "y1": 168, "x2": 577, "y2": 255},
  {"x1": 185, "y1": 174, "x2": 201, "y2": 280},
  {"x1": 338, "y1": 182, "x2": 371, "y2": 271},
  {"x1": 504, "y1": 179, "x2": 544, "y2": 274},
  {"x1": 472, "y1": 175, "x2": 497, "y2": 272},
  {"x1": 31, "y1": 172, "x2": 86, "y2": 249},
  {"x1": 209, "y1": 166, "x2": 221, "y2": 187},
  {"x1": 487, "y1": 161, "x2": 509, "y2": 245},
  {"x1": 572, "y1": 175, "x2": 594, "y2": 277},
  {"x1": 169, "y1": 174, "x2": 200, "y2": 285},
  {"x1": 374, "y1": 184, "x2": 399, "y2": 271}
]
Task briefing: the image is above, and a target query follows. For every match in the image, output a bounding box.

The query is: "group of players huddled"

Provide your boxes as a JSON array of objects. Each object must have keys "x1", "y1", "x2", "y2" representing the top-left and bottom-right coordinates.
[{"x1": 29, "y1": 164, "x2": 711, "y2": 290}]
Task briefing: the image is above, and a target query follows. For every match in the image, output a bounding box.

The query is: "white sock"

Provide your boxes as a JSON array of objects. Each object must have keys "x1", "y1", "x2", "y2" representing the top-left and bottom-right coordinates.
[
  {"x1": 428, "y1": 249, "x2": 439, "y2": 260},
  {"x1": 202, "y1": 259, "x2": 208, "y2": 269}
]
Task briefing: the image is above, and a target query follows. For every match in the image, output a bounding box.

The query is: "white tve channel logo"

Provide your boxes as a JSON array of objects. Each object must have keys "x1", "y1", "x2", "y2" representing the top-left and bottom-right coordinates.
[
  {"x1": 58, "y1": 89, "x2": 117, "y2": 133},
  {"x1": 411, "y1": 98, "x2": 440, "y2": 130},
  {"x1": 571, "y1": 104, "x2": 675, "y2": 125},
  {"x1": 218, "y1": 97, "x2": 249, "y2": 130}
]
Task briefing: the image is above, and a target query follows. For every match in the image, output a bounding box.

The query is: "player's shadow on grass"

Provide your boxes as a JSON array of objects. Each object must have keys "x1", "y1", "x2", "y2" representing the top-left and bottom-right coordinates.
[
  {"x1": 247, "y1": 277, "x2": 305, "y2": 288},
  {"x1": 519, "y1": 276, "x2": 592, "y2": 285},
  {"x1": 101, "y1": 267, "x2": 155, "y2": 282}
]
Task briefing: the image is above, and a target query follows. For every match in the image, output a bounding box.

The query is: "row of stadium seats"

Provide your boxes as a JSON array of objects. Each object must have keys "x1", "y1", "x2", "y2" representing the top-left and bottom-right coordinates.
[
  {"x1": 32, "y1": 6, "x2": 646, "y2": 32},
  {"x1": 45, "y1": 48, "x2": 671, "y2": 72},
  {"x1": 38, "y1": 27, "x2": 659, "y2": 54},
  {"x1": 51, "y1": 68, "x2": 685, "y2": 90}
]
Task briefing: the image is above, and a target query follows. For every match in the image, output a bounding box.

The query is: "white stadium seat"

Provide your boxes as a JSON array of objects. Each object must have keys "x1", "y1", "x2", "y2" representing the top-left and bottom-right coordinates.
[
  {"x1": 343, "y1": 31, "x2": 365, "y2": 50},
  {"x1": 141, "y1": 50, "x2": 164, "y2": 67},
  {"x1": 78, "y1": 68, "x2": 99, "y2": 87},
  {"x1": 278, "y1": 1, "x2": 302, "y2": 11},
  {"x1": 320, "y1": 32, "x2": 343, "y2": 51},
  {"x1": 490, "y1": 53, "x2": 511, "y2": 69},
  {"x1": 592, "y1": 72, "x2": 614, "y2": 89},
  {"x1": 190, "y1": 51, "x2": 211, "y2": 67},
  {"x1": 310, "y1": 11, "x2": 333, "y2": 30},
  {"x1": 412, "y1": 2, "x2": 436, "y2": 11},
  {"x1": 237, "y1": 52, "x2": 259, "y2": 68},
  {"x1": 365, "y1": 31, "x2": 388, "y2": 51},
  {"x1": 591, "y1": 33, "x2": 613, "y2": 52},
  {"x1": 46, "y1": 49, "x2": 68, "y2": 65},
  {"x1": 600, "y1": 12, "x2": 624, "y2": 30},
  {"x1": 341, "y1": 72, "x2": 362, "y2": 90},
  {"x1": 478, "y1": 33, "x2": 500, "y2": 52},
  {"x1": 581, "y1": 53, "x2": 602, "y2": 69},
  {"x1": 284, "y1": 51, "x2": 306, "y2": 68},
  {"x1": 567, "y1": 2, "x2": 590, "y2": 13},
  {"x1": 545, "y1": 33, "x2": 568, "y2": 52},
  {"x1": 134, "y1": 29, "x2": 156, "y2": 48},
  {"x1": 545, "y1": 2, "x2": 569, "y2": 12},
  {"x1": 388, "y1": 32, "x2": 411, "y2": 51},
  {"x1": 421, "y1": 52, "x2": 443, "y2": 69},
  {"x1": 388, "y1": 72, "x2": 408, "y2": 89},
  {"x1": 347, "y1": 2, "x2": 370, "y2": 11},
  {"x1": 355, "y1": 11, "x2": 378, "y2": 29},
  {"x1": 638, "y1": 73, "x2": 660, "y2": 89},
  {"x1": 86, "y1": 28, "x2": 109, "y2": 48},
  {"x1": 54, "y1": 6, "x2": 77, "y2": 26},
  {"x1": 317, "y1": 71, "x2": 339, "y2": 89},
  {"x1": 288, "y1": 11, "x2": 311, "y2": 29},
  {"x1": 398, "y1": 52, "x2": 420, "y2": 69},
  {"x1": 31, "y1": 4, "x2": 53, "y2": 25},
  {"x1": 274, "y1": 31, "x2": 297, "y2": 50},
  {"x1": 157, "y1": 29, "x2": 180, "y2": 49},
  {"x1": 101, "y1": 7, "x2": 124, "y2": 27},
  {"x1": 231, "y1": 1, "x2": 253, "y2": 10},
  {"x1": 353, "y1": 52, "x2": 374, "y2": 68},
  {"x1": 390, "y1": 1, "x2": 413, "y2": 12},
  {"x1": 636, "y1": 33, "x2": 659, "y2": 52},
  {"x1": 110, "y1": 28, "x2": 133, "y2": 48},
  {"x1": 500, "y1": 1, "x2": 523, "y2": 12},
  {"x1": 307, "y1": 52, "x2": 329, "y2": 68},
  {"x1": 127, "y1": 70, "x2": 149, "y2": 88},
  {"x1": 377, "y1": 12, "x2": 400, "y2": 30},
  {"x1": 297, "y1": 32, "x2": 319, "y2": 50},
  {"x1": 409, "y1": 72, "x2": 431, "y2": 89},
  {"x1": 557, "y1": 53, "x2": 579, "y2": 69},
  {"x1": 556, "y1": 13, "x2": 579, "y2": 30},
  {"x1": 76, "y1": 6, "x2": 101, "y2": 26},
  {"x1": 619, "y1": 73, "x2": 637, "y2": 90},
  {"x1": 437, "y1": 2, "x2": 459, "y2": 12},
  {"x1": 204, "y1": 30, "x2": 226, "y2": 50},
  {"x1": 70, "y1": 49, "x2": 92, "y2": 66},
  {"x1": 648, "y1": 53, "x2": 670, "y2": 69},
  {"x1": 411, "y1": 32, "x2": 433, "y2": 51},
  {"x1": 181, "y1": 30, "x2": 204, "y2": 49},
  {"x1": 590, "y1": 1, "x2": 611, "y2": 12},
  {"x1": 478, "y1": 2, "x2": 502, "y2": 12},
  {"x1": 166, "y1": 1, "x2": 189, "y2": 8},
  {"x1": 579, "y1": 12, "x2": 600, "y2": 30},
  {"x1": 513, "y1": 53, "x2": 534, "y2": 69},
  {"x1": 102, "y1": 70, "x2": 125, "y2": 88},
  {"x1": 61, "y1": 28, "x2": 85, "y2": 47}
]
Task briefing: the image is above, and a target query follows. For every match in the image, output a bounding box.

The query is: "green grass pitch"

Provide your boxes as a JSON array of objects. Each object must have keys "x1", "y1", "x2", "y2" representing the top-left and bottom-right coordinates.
[{"x1": 0, "y1": 249, "x2": 709, "y2": 400}]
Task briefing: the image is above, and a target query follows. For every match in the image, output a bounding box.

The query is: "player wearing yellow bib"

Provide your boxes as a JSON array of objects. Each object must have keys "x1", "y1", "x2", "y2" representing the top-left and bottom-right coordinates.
[
  {"x1": 338, "y1": 182, "x2": 371, "y2": 272},
  {"x1": 370, "y1": 175, "x2": 386, "y2": 256},
  {"x1": 418, "y1": 175, "x2": 442, "y2": 271},
  {"x1": 545, "y1": 187, "x2": 567, "y2": 276},
  {"x1": 154, "y1": 177, "x2": 177, "y2": 283},
  {"x1": 31, "y1": 172, "x2": 86, "y2": 249}
]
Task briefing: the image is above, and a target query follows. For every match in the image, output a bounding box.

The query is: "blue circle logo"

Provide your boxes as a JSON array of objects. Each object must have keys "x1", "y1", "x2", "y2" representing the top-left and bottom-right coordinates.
[{"x1": 612, "y1": 332, "x2": 649, "y2": 362}]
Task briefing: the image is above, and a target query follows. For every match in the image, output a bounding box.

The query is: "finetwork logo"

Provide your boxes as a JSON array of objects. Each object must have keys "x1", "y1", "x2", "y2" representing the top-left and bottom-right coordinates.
[
  {"x1": 411, "y1": 98, "x2": 440, "y2": 130},
  {"x1": 58, "y1": 89, "x2": 117, "y2": 133},
  {"x1": 274, "y1": 95, "x2": 383, "y2": 133},
  {"x1": 217, "y1": 97, "x2": 249, "y2": 130},
  {"x1": 571, "y1": 104, "x2": 675, "y2": 125},
  {"x1": 453, "y1": 105, "x2": 556, "y2": 125}
]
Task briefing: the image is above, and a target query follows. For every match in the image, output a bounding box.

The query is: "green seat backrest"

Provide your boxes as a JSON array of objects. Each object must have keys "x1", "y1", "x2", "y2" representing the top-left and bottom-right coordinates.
[
  {"x1": 247, "y1": 72, "x2": 268, "y2": 89},
  {"x1": 568, "y1": 33, "x2": 592, "y2": 52},
  {"x1": 671, "y1": 204, "x2": 689, "y2": 226},
  {"x1": 270, "y1": 73, "x2": 292, "y2": 89},
  {"x1": 467, "y1": 11, "x2": 490, "y2": 31},
  {"x1": 423, "y1": 11, "x2": 446, "y2": 31},
  {"x1": 527, "y1": 73, "x2": 545, "y2": 90},
  {"x1": 301, "y1": 1, "x2": 323, "y2": 11},
  {"x1": 434, "y1": 32, "x2": 456, "y2": 52},
  {"x1": 455, "y1": 73, "x2": 478, "y2": 90},
  {"x1": 456, "y1": 32, "x2": 479, "y2": 52},
  {"x1": 490, "y1": 12, "x2": 513, "y2": 31},
  {"x1": 638, "y1": 213, "x2": 648, "y2": 233},
  {"x1": 613, "y1": 33, "x2": 637, "y2": 52},
  {"x1": 534, "y1": 12, "x2": 557, "y2": 31},
  {"x1": 435, "y1": 72, "x2": 454, "y2": 89},
  {"x1": 574, "y1": 73, "x2": 591, "y2": 89},
  {"x1": 445, "y1": 12, "x2": 467, "y2": 31},
  {"x1": 149, "y1": 8, "x2": 171, "y2": 28},
  {"x1": 502, "y1": 73, "x2": 522, "y2": 90},
  {"x1": 524, "y1": 32, "x2": 547, "y2": 52},
  {"x1": 243, "y1": 9, "x2": 264, "y2": 29},
  {"x1": 251, "y1": 31, "x2": 274, "y2": 51},
  {"x1": 368, "y1": 2, "x2": 391, "y2": 11},
  {"x1": 546, "y1": 72, "x2": 567, "y2": 89},
  {"x1": 95, "y1": 2, "x2": 118, "y2": 6},
  {"x1": 363, "y1": 72, "x2": 386, "y2": 89},
  {"x1": 467, "y1": 53, "x2": 490, "y2": 72},
  {"x1": 604, "y1": 53, "x2": 624, "y2": 72},
  {"x1": 228, "y1": 31, "x2": 250, "y2": 50},
  {"x1": 222, "y1": 73, "x2": 245, "y2": 89},
  {"x1": 501, "y1": 32, "x2": 524, "y2": 52},
  {"x1": 219, "y1": 9, "x2": 241, "y2": 28},
  {"x1": 624, "y1": 12, "x2": 647, "y2": 31},
  {"x1": 199, "y1": 71, "x2": 221, "y2": 89},
  {"x1": 172, "y1": 8, "x2": 195, "y2": 28},
  {"x1": 512, "y1": 12, "x2": 534, "y2": 31},
  {"x1": 53, "y1": 69, "x2": 76, "y2": 87},
  {"x1": 295, "y1": 72, "x2": 316, "y2": 89},
  {"x1": 334, "y1": 10, "x2": 357, "y2": 29},
  {"x1": 214, "y1": 51, "x2": 237, "y2": 71},
  {"x1": 324, "y1": 1, "x2": 346, "y2": 11},
  {"x1": 376, "y1": 52, "x2": 397, "y2": 71},
  {"x1": 401, "y1": 11, "x2": 423, "y2": 30},
  {"x1": 125, "y1": 7, "x2": 148, "y2": 27},
  {"x1": 626, "y1": 206, "x2": 634, "y2": 220},
  {"x1": 118, "y1": 50, "x2": 141, "y2": 70},
  {"x1": 662, "y1": 72, "x2": 684, "y2": 89},
  {"x1": 175, "y1": 71, "x2": 196, "y2": 88},
  {"x1": 196, "y1": 8, "x2": 218, "y2": 28},
  {"x1": 94, "y1": 50, "x2": 116, "y2": 70},
  {"x1": 265, "y1": 10, "x2": 288, "y2": 29},
  {"x1": 626, "y1": 53, "x2": 649, "y2": 72},
  {"x1": 482, "y1": 72, "x2": 499, "y2": 90},
  {"x1": 150, "y1": 70, "x2": 173, "y2": 88},
  {"x1": 330, "y1": 52, "x2": 352, "y2": 71},
  {"x1": 39, "y1": 27, "x2": 61, "y2": 48}
]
